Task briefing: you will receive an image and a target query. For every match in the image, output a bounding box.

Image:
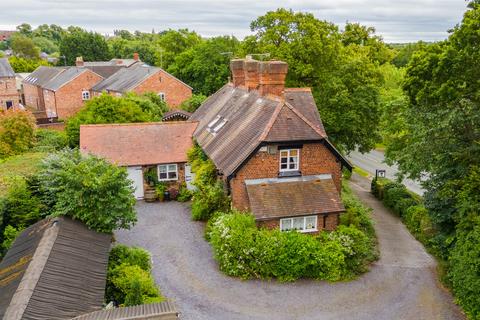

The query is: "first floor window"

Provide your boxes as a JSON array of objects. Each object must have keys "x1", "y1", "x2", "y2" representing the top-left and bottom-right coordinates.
[
  {"x1": 158, "y1": 92, "x2": 165, "y2": 101},
  {"x1": 158, "y1": 164, "x2": 178, "y2": 181},
  {"x1": 280, "y1": 215, "x2": 317, "y2": 233},
  {"x1": 280, "y1": 149, "x2": 299, "y2": 171},
  {"x1": 82, "y1": 90, "x2": 90, "y2": 100}
]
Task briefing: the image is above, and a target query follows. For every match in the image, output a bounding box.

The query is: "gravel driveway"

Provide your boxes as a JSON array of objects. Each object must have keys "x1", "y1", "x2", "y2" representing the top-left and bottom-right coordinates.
[{"x1": 115, "y1": 175, "x2": 464, "y2": 320}]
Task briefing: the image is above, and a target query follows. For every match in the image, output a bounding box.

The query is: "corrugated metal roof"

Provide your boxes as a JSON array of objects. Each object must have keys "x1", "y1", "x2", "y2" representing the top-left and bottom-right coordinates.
[
  {"x1": 0, "y1": 216, "x2": 111, "y2": 320},
  {"x1": 72, "y1": 301, "x2": 178, "y2": 320},
  {"x1": 80, "y1": 121, "x2": 198, "y2": 166},
  {"x1": 0, "y1": 58, "x2": 15, "y2": 77},
  {"x1": 92, "y1": 64, "x2": 192, "y2": 93},
  {"x1": 190, "y1": 84, "x2": 328, "y2": 177},
  {"x1": 42, "y1": 67, "x2": 89, "y2": 91},
  {"x1": 245, "y1": 174, "x2": 345, "y2": 220},
  {"x1": 22, "y1": 66, "x2": 66, "y2": 87}
]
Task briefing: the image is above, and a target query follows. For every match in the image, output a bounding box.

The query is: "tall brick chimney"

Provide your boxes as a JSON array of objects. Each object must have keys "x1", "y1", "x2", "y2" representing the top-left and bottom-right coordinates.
[
  {"x1": 230, "y1": 59, "x2": 245, "y2": 87},
  {"x1": 133, "y1": 52, "x2": 139, "y2": 61},
  {"x1": 75, "y1": 56, "x2": 84, "y2": 67},
  {"x1": 258, "y1": 60, "x2": 288, "y2": 97},
  {"x1": 244, "y1": 59, "x2": 259, "y2": 91}
]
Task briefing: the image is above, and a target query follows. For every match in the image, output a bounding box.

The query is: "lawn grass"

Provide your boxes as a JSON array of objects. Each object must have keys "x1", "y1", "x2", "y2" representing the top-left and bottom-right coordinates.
[
  {"x1": 0, "y1": 152, "x2": 47, "y2": 196},
  {"x1": 353, "y1": 166, "x2": 371, "y2": 178}
]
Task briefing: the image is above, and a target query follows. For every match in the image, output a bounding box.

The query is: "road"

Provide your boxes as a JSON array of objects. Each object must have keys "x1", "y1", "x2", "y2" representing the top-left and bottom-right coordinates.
[
  {"x1": 348, "y1": 149, "x2": 425, "y2": 195},
  {"x1": 116, "y1": 194, "x2": 463, "y2": 320}
]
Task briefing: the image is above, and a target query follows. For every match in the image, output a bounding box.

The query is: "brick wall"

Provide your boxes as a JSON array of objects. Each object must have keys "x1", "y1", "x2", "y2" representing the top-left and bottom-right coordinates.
[
  {"x1": 23, "y1": 83, "x2": 43, "y2": 110},
  {"x1": 142, "y1": 162, "x2": 186, "y2": 197},
  {"x1": 0, "y1": 76, "x2": 20, "y2": 109},
  {"x1": 53, "y1": 70, "x2": 103, "y2": 119},
  {"x1": 132, "y1": 70, "x2": 192, "y2": 108},
  {"x1": 257, "y1": 213, "x2": 340, "y2": 233},
  {"x1": 230, "y1": 142, "x2": 342, "y2": 211}
]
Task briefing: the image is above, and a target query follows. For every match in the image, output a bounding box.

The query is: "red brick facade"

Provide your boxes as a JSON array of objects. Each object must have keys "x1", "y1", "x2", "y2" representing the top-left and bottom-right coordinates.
[
  {"x1": 49, "y1": 70, "x2": 103, "y2": 119},
  {"x1": 132, "y1": 70, "x2": 192, "y2": 108},
  {"x1": 23, "y1": 82, "x2": 43, "y2": 110},
  {"x1": 228, "y1": 142, "x2": 342, "y2": 231},
  {"x1": 0, "y1": 76, "x2": 20, "y2": 110},
  {"x1": 142, "y1": 162, "x2": 186, "y2": 197}
]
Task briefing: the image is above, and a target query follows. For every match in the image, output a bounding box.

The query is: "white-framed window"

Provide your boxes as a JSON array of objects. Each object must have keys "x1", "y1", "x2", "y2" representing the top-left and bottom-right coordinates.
[
  {"x1": 279, "y1": 149, "x2": 299, "y2": 172},
  {"x1": 280, "y1": 215, "x2": 317, "y2": 233},
  {"x1": 158, "y1": 164, "x2": 178, "y2": 181},
  {"x1": 158, "y1": 92, "x2": 165, "y2": 101},
  {"x1": 82, "y1": 90, "x2": 90, "y2": 100}
]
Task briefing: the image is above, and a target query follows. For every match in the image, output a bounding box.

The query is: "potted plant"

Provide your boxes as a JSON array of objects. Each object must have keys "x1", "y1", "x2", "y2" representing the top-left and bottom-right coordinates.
[
  {"x1": 155, "y1": 183, "x2": 167, "y2": 201},
  {"x1": 144, "y1": 168, "x2": 158, "y2": 187}
]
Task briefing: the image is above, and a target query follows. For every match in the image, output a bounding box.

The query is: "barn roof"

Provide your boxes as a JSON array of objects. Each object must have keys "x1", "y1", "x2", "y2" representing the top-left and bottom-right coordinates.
[
  {"x1": 22, "y1": 66, "x2": 103, "y2": 91},
  {"x1": 80, "y1": 121, "x2": 198, "y2": 166},
  {"x1": 0, "y1": 216, "x2": 111, "y2": 320},
  {"x1": 72, "y1": 301, "x2": 178, "y2": 320}
]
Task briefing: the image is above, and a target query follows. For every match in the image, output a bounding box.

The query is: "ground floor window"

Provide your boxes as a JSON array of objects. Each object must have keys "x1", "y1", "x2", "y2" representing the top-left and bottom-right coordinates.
[
  {"x1": 158, "y1": 163, "x2": 178, "y2": 181},
  {"x1": 280, "y1": 215, "x2": 317, "y2": 232}
]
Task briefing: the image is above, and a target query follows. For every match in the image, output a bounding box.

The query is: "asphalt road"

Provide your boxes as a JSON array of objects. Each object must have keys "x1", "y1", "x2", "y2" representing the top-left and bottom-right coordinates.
[
  {"x1": 115, "y1": 189, "x2": 463, "y2": 320},
  {"x1": 348, "y1": 150, "x2": 425, "y2": 195}
]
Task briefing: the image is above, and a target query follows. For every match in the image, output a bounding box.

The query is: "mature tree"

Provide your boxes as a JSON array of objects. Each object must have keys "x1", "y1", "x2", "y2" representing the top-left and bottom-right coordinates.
[
  {"x1": 37, "y1": 149, "x2": 137, "y2": 233},
  {"x1": 168, "y1": 36, "x2": 240, "y2": 95},
  {"x1": 157, "y1": 29, "x2": 202, "y2": 69},
  {"x1": 65, "y1": 93, "x2": 165, "y2": 147},
  {"x1": 10, "y1": 34, "x2": 40, "y2": 59},
  {"x1": 391, "y1": 41, "x2": 429, "y2": 68},
  {"x1": 180, "y1": 94, "x2": 207, "y2": 113},
  {"x1": 32, "y1": 24, "x2": 66, "y2": 44},
  {"x1": 16, "y1": 23, "x2": 33, "y2": 36},
  {"x1": 59, "y1": 29, "x2": 112, "y2": 65},
  {"x1": 0, "y1": 110, "x2": 36, "y2": 158},
  {"x1": 8, "y1": 56, "x2": 49, "y2": 72},
  {"x1": 32, "y1": 36, "x2": 58, "y2": 54},
  {"x1": 248, "y1": 9, "x2": 384, "y2": 152}
]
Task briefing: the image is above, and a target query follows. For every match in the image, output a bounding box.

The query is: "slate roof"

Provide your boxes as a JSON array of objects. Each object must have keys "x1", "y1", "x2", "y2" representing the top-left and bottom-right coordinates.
[
  {"x1": 80, "y1": 121, "x2": 198, "y2": 166},
  {"x1": 22, "y1": 66, "x2": 102, "y2": 91},
  {"x1": 0, "y1": 58, "x2": 15, "y2": 77},
  {"x1": 72, "y1": 301, "x2": 178, "y2": 320},
  {"x1": 190, "y1": 85, "x2": 345, "y2": 177},
  {"x1": 92, "y1": 64, "x2": 192, "y2": 93},
  {"x1": 0, "y1": 216, "x2": 111, "y2": 320},
  {"x1": 83, "y1": 65, "x2": 124, "y2": 78},
  {"x1": 84, "y1": 58, "x2": 139, "y2": 67},
  {"x1": 245, "y1": 174, "x2": 345, "y2": 220}
]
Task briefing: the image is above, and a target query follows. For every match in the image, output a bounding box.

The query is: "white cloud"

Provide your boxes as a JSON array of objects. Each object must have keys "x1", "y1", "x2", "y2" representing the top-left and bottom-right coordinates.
[{"x1": 0, "y1": 0, "x2": 468, "y2": 42}]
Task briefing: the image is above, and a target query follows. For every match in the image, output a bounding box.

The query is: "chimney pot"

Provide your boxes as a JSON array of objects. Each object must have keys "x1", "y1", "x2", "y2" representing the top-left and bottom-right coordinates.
[
  {"x1": 75, "y1": 56, "x2": 84, "y2": 67},
  {"x1": 133, "y1": 52, "x2": 139, "y2": 61}
]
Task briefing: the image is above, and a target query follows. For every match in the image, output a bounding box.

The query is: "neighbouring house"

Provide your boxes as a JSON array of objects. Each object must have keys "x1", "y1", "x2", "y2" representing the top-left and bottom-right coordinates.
[
  {"x1": 91, "y1": 62, "x2": 192, "y2": 108},
  {"x1": 0, "y1": 216, "x2": 111, "y2": 320},
  {"x1": 0, "y1": 58, "x2": 21, "y2": 110},
  {"x1": 162, "y1": 109, "x2": 192, "y2": 122},
  {"x1": 79, "y1": 53, "x2": 141, "y2": 78},
  {"x1": 79, "y1": 121, "x2": 198, "y2": 199},
  {"x1": 190, "y1": 58, "x2": 352, "y2": 233},
  {"x1": 0, "y1": 30, "x2": 14, "y2": 42},
  {"x1": 22, "y1": 65, "x2": 104, "y2": 119}
]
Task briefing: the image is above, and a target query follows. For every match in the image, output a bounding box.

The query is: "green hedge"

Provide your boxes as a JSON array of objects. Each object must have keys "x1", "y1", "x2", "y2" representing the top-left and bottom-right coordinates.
[
  {"x1": 106, "y1": 244, "x2": 164, "y2": 307},
  {"x1": 206, "y1": 181, "x2": 378, "y2": 281}
]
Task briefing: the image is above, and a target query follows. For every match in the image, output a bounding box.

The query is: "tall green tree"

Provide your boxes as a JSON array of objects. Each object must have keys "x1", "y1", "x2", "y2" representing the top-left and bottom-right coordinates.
[
  {"x1": 59, "y1": 29, "x2": 112, "y2": 65},
  {"x1": 248, "y1": 9, "x2": 384, "y2": 152},
  {"x1": 10, "y1": 34, "x2": 40, "y2": 59}
]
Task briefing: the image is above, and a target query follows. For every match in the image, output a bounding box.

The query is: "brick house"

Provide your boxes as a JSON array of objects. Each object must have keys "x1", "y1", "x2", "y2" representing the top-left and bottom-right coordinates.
[
  {"x1": 0, "y1": 58, "x2": 21, "y2": 110},
  {"x1": 91, "y1": 62, "x2": 192, "y2": 108},
  {"x1": 23, "y1": 66, "x2": 103, "y2": 119},
  {"x1": 190, "y1": 58, "x2": 352, "y2": 233},
  {"x1": 79, "y1": 122, "x2": 198, "y2": 199}
]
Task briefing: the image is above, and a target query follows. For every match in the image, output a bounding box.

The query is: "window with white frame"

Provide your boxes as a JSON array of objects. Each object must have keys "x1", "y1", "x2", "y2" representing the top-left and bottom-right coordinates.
[
  {"x1": 158, "y1": 164, "x2": 178, "y2": 181},
  {"x1": 82, "y1": 90, "x2": 90, "y2": 101},
  {"x1": 279, "y1": 149, "x2": 299, "y2": 171},
  {"x1": 280, "y1": 215, "x2": 317, "y2": 232},
  {"x1": 158, "y1": 92, "x2": 166, "y2": 101}
]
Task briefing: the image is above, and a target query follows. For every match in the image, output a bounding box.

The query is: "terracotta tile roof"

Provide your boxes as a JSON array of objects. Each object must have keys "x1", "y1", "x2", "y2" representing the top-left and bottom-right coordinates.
[
  {"x1": 0, "y1": 217, "x2": 111, "y2": 320},
  {"x1": 245, "y1": 175, "x2": 345, "y2": 220},
  {"x1": 190, "y1": 84, "x2": 330, "y2": 177},
  {"x1": 80, "y1": 121, "x2": 198, "y2": 166}
]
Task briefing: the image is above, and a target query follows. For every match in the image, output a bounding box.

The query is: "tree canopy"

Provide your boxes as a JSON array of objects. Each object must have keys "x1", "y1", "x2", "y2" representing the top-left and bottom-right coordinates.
[{"x1": 59, "y1": 29, "x2": 112, "y2": 65}]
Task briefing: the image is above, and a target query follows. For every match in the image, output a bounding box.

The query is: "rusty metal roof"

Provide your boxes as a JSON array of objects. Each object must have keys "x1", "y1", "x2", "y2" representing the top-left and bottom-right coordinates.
[
  {"x1": 245, "y1": 174, "x2": 345, "y2": 220},
  {"x1": 72, "y1": 301, "x2": 178, "y2": 320},
  {"x1": 80, "y1": 121, "x2": 198, "y2": 166},
  {"x1": 0, "y1": 216, "x2": 111, "y2": 320},
  {"x1": 190, "y1": 84, "x2": 328, "y2": 177}
]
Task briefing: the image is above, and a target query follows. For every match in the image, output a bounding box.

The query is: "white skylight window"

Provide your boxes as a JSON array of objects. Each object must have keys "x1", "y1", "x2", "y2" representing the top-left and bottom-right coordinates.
[
  {"x1": 207, "y1": 115, "x2": 221, "y2": 129},
  {"x1": 212, "y1": 118, "x2": 228, "y2": 133},
  {"x1": 207, "y1": 115, "x2": 228, "y2": 134}
]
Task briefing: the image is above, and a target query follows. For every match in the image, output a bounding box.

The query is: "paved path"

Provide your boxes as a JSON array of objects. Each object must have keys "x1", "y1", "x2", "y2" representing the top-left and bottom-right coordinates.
[
  {"x1": 348, "y1": 150, "x2": 425, "y2": 195},
  {"x1": 116, "y1": 178, "x2": 463, "y2": 319}
]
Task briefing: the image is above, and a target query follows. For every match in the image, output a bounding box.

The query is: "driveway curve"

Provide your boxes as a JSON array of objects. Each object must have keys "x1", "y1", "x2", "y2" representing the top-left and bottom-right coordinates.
[{"x1": 115, "y1": 175, "x2": 464, "y2": 320}]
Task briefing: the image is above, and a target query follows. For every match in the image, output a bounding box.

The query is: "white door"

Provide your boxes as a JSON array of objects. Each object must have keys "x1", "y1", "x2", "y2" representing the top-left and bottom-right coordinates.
[
  {"x1": 127, "y1": 166, "x2": 144, "y2": 199},
  {"x1": 185, "y1": 164, "x2": 196, "y2": 191}
]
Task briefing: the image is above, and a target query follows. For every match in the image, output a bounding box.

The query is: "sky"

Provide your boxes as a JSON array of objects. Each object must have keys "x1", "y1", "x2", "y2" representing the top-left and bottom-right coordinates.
[{"x1": 0, "y1": 0, "x2": 469, "y2": 43}]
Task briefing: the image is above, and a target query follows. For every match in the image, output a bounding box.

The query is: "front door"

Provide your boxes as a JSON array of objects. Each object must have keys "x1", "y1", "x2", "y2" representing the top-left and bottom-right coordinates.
[
  {"x1": 127, "y1": 166, "x2": 144, "y2": 199},
  {"x1": 185, "y1": 164, "x2": 196, "y2": 191}
]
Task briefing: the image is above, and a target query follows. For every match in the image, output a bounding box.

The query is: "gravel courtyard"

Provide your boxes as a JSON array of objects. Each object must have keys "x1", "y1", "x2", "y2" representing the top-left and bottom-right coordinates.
[{"x1": 115, "y1": 175, "x2": 464, "y2": 320}]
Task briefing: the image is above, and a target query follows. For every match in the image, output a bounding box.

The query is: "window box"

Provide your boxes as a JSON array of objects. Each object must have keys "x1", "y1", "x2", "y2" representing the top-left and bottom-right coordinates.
[
  {"x1": 280, "y1": 215, "x2": 317, "y2": 233},
  {"x1": 157, "y1": 164, "x2": 178, "y2": 181}
]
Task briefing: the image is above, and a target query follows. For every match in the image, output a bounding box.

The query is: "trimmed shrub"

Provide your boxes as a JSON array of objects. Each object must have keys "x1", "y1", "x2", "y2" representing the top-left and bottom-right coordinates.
[
  {"x1": 107, "y1": 244, "x2": 152, "y2": 272},
  {"x1": 191, "y1": 182, "x2": 230, "y2": 221},
  {"x1": 32, "y1": 129, "x2": 67, "y2": 152}
]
